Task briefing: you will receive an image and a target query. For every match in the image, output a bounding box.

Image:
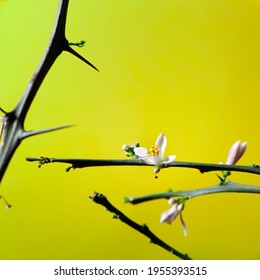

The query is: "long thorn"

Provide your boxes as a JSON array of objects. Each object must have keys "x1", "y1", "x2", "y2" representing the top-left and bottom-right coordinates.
[
  {"x1": 0, "y1": 107, "x2": 7, "y2": 114},
  {"x1": 65, "y1": 45, "x2": 99, "y2": 71},
  {"x1": 22, "y1": 124, "x2": 73, "y2": 139}
]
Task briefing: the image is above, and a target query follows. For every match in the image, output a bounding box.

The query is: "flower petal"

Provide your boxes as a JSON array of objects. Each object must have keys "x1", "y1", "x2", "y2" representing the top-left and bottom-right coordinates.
[
  {"x1": 155, "y1": 133, "x2": 167, "y2": 159},
  {"x1": 237, "y1": 141, "x2": 247, "y2": 163},
  {"x1": 140, "y1": 157, "x2": 156, "y2": 165},
  {"x1": 134, "y1": 147, "x2": 148, "y2": 158},
  {"x1": 162, "y1": 155, "x2": 176, "y2": 164},
  {"x1": 134, "y1": 147, "x2": 155, "y2": 165},
  {"x1": 179, "y1": 212, "x2": 187, "y2": 236}
]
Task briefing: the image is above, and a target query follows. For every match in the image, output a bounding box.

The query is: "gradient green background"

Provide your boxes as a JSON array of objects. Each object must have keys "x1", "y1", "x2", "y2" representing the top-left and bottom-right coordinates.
[{"x1": 0, "y1": 0, "x2": 260, "y2": 259}]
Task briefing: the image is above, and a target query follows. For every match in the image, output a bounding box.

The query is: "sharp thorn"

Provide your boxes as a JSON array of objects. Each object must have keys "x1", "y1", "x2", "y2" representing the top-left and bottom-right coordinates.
[
  {"x1": 22, "y1": 124, "x2": 73, "y2": 139},
  {"x1": 65, "y1": 45, "x2": 99, "y2": 71}
]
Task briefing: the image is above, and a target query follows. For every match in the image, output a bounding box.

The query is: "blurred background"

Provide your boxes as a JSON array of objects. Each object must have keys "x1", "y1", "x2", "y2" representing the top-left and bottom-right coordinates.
[{"x1": 0, "y1": 0, "x2": 260, "y2": 259}]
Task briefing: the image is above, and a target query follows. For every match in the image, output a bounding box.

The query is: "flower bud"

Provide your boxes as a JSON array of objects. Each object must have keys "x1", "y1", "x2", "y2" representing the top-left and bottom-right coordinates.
[{"x1": 226, "y1": 140, "x2": 247, "y2": 165}]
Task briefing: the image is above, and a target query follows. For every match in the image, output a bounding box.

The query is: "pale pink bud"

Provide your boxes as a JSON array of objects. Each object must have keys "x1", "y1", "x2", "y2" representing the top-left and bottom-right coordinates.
[
  {"x1": 168, "y1": 197, "x2": 177, "y2": 205},
  {"x1": 160, "y1": 199, "x2": 184, "y2": 224},
  {"x1": 160, "y1": 203, "x2": 179, "y2": 224},
  {"x1": 160, "y1": 200, "x2": 187, "y2": 236},
  {"x1": 226, "y1": 140, "x2": 247, "y2": 165}
]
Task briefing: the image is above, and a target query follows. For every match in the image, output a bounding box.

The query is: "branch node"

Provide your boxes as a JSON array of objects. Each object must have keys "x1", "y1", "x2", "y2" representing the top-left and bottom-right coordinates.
[
  {"x1": 69, "y1": 40, "x2": 86, "y2": 48},
  {"x1": 111, "y1": 214, "x2": 119, "y2": 219},
  {"x1": 37, "y1": 156, "x2": 51, "y2": 168}
]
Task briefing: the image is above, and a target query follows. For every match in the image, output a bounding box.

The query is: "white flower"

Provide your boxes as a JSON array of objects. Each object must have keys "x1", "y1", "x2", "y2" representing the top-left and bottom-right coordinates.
[
  {"x1": 134, "y1": 133, "x2": 176, "y2": 178},
  {"x1": 226, "y1": 140, "x2": 247, "y2": 165},
  {"x1": 160, "y1": 197, "x2": 187, "y2": 236}
]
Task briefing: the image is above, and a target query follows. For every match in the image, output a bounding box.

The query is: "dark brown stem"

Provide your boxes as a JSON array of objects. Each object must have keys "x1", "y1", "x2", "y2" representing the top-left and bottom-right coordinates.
[{"x1": 90, "y1": 192, "x2": 192, "y2": 260}]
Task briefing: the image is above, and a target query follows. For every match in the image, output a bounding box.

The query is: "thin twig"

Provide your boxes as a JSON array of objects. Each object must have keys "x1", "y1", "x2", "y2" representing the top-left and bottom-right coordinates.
[
  {"x1": 0, "y1": 195, "x2": 12, "y2": 209},
  {"x1": 125, "y1": 181, "x2": 260, "y2": 204},
  {"x1": 89, "y1": 192, "x2": 192, "y2": 260},
  {"x1": 0, "y1": 107, "x2": 7, "y2": 114}
]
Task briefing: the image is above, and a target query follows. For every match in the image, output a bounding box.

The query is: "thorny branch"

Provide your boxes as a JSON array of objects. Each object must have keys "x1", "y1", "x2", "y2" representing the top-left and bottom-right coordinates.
[
  {"x1": 0, "y1": 0, "x2": 98, "y2": 185},
  {"x1": 26, "y1": 156, "x2": 260, "y2": 176},
  {"x1": 90, "y1": 192, "x2": 192, "y2": 260},
  {"x1": 1, "y1": 0, "x2": 259, "y2": 259}
]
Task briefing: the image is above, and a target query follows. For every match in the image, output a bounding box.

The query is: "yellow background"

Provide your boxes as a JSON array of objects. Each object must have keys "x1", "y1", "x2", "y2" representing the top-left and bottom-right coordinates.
[{"x1": 0, "y1": 0, "x2": 260, "y2": 259}]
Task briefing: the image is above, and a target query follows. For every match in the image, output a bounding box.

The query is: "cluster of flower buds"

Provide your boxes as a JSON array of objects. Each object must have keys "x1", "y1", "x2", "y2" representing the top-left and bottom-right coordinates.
[{"x1": 122, "y1": 142, "x2": 140, "y2": 158}]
